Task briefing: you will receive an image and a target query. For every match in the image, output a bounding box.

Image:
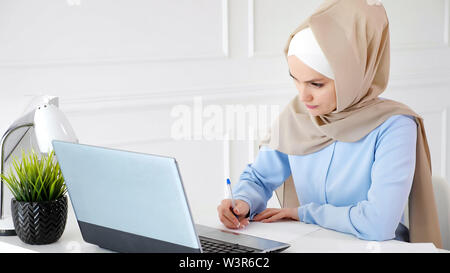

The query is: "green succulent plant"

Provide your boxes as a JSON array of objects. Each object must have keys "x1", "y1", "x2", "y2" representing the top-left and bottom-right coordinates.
[{"x1": 0, "y1": 149, "x2": 66, "y2": 202}]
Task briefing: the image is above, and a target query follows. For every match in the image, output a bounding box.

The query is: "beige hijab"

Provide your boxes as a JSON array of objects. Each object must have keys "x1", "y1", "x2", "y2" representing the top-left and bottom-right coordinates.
[{"x1": 260, "y1": 0, "x2": 442, "y2": 248}]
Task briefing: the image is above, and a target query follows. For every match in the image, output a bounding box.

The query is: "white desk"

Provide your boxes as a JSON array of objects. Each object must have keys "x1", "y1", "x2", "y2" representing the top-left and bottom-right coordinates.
[
  {"x1": 197, "y1": 218, "x2": 445, "y2": 253},
  {"x1": 0, "y1": 202, "x2": 447, "y2": 253}
]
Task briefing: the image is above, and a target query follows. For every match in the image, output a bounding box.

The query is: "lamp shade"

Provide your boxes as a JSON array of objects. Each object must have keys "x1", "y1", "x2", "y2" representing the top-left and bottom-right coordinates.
[{"x1": 34, "y1": 103, "x2": 78, "y2": 154}]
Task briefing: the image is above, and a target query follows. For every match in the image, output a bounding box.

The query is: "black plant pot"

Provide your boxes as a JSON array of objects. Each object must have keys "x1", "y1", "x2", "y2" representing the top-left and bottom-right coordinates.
[{"x1": 11, "y1": 195, "x2": 68, "y2": 245}]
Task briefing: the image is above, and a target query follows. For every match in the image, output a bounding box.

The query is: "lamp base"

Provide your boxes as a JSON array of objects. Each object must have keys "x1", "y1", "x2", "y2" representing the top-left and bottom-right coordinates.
[
  {"x1": 0, "y1": 229, "x2": 16, "y2": 236},
  {"x1": 0, "y1": 215, "x2": 16, "y2": 236}
]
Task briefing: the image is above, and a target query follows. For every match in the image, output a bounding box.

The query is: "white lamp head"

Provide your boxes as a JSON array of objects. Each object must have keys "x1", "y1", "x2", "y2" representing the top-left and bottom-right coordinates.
[{"x1": 34, "y1": 102, "x2": 78, "y2": 154}]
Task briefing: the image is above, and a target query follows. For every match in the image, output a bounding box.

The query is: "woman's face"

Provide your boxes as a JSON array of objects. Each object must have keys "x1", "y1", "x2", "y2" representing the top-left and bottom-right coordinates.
[{"x1": 287, "y1": 55, "x2": 337, "y2": 116}]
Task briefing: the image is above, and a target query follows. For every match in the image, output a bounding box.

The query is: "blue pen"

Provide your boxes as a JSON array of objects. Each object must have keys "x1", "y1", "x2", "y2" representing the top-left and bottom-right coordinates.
[{"x1": 226, "y1": 178, "x2": 237, "y2": 213}]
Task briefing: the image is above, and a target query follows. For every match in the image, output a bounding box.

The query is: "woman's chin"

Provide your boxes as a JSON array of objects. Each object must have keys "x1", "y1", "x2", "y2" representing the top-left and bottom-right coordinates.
[
  {"x1": 308, "y1": 107, "x2": 335, "y2": 116},
  {"x1": 307, "y1": 108, "x2": 320, "y2": 116}
]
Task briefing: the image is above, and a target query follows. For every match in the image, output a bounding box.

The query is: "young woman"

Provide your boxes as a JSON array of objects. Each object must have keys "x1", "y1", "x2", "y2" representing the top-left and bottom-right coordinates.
[{"x1": 217, "y1": 0, "x2": 442, "y2": 247}]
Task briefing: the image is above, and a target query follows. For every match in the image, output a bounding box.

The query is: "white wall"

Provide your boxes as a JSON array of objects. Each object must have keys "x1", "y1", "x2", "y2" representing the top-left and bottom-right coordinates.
[{"x1": 0, "y1": 0, "x2": 449, "y2": 224}]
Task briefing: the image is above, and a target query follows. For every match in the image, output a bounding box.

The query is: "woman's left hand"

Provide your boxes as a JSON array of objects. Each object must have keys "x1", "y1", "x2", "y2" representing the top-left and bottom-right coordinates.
[{"x1": 252, "y1": 207, "x2": 299, "y2": 223}]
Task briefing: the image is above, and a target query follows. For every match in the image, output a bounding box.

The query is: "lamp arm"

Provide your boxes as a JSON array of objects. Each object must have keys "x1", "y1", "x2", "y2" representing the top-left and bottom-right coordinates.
[{"x1": 0, "y1": 123, "x2": 34, "y2": 219}]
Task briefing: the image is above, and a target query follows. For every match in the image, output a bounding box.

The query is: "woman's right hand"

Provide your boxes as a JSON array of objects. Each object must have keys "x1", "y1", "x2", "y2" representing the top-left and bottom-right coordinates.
[{"x1": 217, "y1": 199, "x2": 250, "y2": 229}]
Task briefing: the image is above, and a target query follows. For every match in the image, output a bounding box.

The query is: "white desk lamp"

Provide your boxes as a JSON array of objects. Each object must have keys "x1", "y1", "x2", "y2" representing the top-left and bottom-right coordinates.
[{"x1": 0, "y1": 95, "x2": 78, "y2": 236}]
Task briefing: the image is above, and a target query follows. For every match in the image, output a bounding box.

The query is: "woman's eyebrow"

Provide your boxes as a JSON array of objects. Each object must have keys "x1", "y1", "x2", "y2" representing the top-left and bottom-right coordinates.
[
  {"x1": 289, "y1": 71, "x2": 324, "y2": 82},
  {"x1": 305, "y1": 78, "x2": 324, "y2": 83},
  {"x1": 289, "y1": 71, "x2": 297, "y2": 80}
]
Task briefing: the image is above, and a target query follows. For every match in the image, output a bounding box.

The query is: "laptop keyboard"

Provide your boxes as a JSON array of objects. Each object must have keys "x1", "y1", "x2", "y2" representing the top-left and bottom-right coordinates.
[{"x1": 199, "y1": 236, "x2": 258, "y2": 253}]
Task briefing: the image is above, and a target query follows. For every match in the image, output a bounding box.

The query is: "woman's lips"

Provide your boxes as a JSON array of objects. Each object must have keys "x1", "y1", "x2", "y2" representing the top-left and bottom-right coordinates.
[{"x1": 306, "y1": 104, "x2": 319, "y2": 109}]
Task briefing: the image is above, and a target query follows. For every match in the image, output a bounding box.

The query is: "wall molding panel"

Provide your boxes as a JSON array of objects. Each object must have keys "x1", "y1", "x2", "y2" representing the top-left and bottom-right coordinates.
[
  {"x1": 0, "y1": 0, "x2": 449, "y2": 214},
  {"x1": 444, "y1": 0, "x2": 449, "y2": 47},
  {"x1": 0, "y1": 0, "x2": 230, "y2": 68}
]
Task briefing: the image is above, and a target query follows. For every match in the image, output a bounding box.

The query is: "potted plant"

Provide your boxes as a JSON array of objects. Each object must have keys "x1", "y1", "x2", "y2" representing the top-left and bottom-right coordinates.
[{"x1": 0, "y1": 149, "x2": 68, "y2": 245}]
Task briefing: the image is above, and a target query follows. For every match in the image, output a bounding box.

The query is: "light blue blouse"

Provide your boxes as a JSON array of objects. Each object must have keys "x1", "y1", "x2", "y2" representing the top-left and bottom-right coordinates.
[{"x1": 232, "y1": 114, "x2": 418, "y2": 241}]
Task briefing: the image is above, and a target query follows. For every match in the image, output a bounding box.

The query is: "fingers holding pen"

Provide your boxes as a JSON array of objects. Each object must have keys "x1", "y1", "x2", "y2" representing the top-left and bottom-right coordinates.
[
  {"x1": 217, "y1": 199, "x2": 241, "y2": 229},
  {"x1": 217, "y1": 199, "x2": 250, "y2": 229}
]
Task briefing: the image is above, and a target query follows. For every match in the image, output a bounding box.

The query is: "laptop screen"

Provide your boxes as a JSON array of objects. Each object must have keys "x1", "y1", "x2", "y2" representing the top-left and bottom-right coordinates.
[{"x1": 52, "y1": 140, "x2": 200, "y2": 250}]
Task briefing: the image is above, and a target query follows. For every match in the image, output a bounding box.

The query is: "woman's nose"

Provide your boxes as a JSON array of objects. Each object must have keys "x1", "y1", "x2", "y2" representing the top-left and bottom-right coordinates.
[{"x1": 298, "y1": 87, "x2": 313, "y2": 102}]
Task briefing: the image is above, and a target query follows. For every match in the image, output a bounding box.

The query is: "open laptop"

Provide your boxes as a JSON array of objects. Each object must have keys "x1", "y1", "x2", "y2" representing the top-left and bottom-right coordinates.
[{"x1": 52, "y1": 140, "x2": 290, "y2": 253}]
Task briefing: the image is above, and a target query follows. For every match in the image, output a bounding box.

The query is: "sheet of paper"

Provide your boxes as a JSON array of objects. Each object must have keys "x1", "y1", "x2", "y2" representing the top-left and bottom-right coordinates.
[{"x1": 200, "y1": 220, "x2": 321, "y2": 243}]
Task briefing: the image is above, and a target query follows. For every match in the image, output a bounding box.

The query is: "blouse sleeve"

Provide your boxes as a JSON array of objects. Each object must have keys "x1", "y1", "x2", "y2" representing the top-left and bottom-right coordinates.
[
  {"x1": 232, "y1": 146, "x2": 292, "y2": 220},
  {"x1": 297, "y1": 115, "x2": 418, "y2": 241}
]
